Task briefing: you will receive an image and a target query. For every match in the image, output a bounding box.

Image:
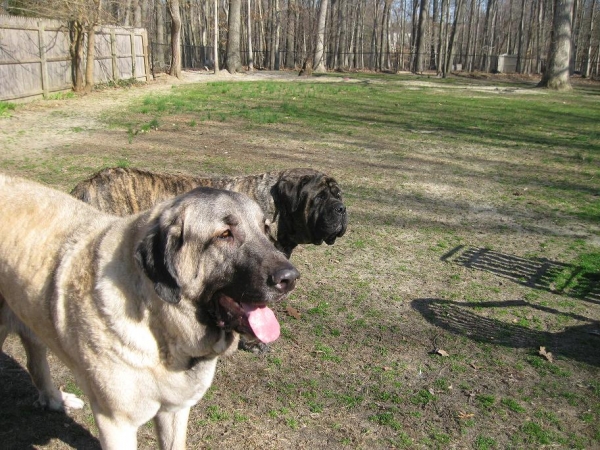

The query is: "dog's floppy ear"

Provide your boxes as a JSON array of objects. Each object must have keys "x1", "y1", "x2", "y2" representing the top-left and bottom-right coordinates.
[
  {"x1": 135, "y1": 218, "x2": 182, "y2": 304},
  {"x1": 326, "y1": 177, "x2": 342, "y2": 199},
  {"x1": 273, "y1": 174, "x2": 313, "y2": 214}
]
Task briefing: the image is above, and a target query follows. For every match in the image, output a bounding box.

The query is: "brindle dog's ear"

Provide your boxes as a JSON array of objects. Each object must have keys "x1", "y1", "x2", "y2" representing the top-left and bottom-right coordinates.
[
  {"x1": 135, "y1": 219, "x2": 182, "y2": 304},
  {"x1": 327, "y1": 178, "x2": 342, "y2": 199},
  {"x1": 273, "y1": 174, "x2": 313, "y2": 214}
]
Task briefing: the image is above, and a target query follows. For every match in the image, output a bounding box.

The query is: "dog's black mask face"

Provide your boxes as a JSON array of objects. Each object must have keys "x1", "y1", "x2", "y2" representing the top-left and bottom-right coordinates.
[
  {"x1": 307, "y1": 177, "x2": 348, "y2": 246},
  {"x1": 274, "y1": 170, "x2": 348, "y2": 251}
]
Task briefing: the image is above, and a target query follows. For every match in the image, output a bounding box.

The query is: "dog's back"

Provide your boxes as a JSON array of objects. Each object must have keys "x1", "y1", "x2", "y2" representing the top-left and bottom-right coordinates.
[
  {"x1": 70, "y1": 167, "x2": 203, "y2": 216},
  {"x1": 71, "y1": 167, "x2": 282, "y2": 217}
]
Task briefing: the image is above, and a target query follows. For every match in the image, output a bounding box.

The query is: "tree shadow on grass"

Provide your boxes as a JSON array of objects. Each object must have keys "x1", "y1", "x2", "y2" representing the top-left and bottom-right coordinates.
[
  {"x1": 411, "y1": 298, "x2": 600, "y2": 366},
  {"x1": 442, "y1": 245, "x2": 600, "y2": 305},
  {"x1": 0, "y1": 352, "x2": 100, "y2": 449}
]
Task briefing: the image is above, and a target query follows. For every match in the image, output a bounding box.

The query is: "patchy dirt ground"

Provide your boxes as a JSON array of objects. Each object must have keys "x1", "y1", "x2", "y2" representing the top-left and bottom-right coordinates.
[{"x1": 0, "y1": 71, "x2": 599, "y2": 450}]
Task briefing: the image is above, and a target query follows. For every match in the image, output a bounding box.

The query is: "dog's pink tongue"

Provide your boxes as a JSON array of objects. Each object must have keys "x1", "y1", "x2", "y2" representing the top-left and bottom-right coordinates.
[{"x1": 243, "y1": 304, "x2": 280, "y2": 343}]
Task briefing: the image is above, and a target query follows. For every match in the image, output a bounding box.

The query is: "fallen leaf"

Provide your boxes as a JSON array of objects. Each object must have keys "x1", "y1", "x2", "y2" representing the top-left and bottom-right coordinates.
[
  {"x1": 539, "y1": 346, "x2": 554, "y2": 363},
  {"x1": 435, "y1": 348, "x2": 450, "y2": 357},
  {"x1": 286, "y1": 305, "x2": 301, "y2": 320},
  {"x1": 458, "y1": 411, "x2": 475, "y2": 420}
]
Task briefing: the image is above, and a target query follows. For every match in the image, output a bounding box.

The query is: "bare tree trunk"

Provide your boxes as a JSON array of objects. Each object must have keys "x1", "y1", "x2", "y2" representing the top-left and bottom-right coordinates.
[
  {"x1": 432, "y1": 0, "x2": 439, "y2": 69},
  {"x1": 379, "y1": 0, "x2": 391, "y2": 70},
  {"x1": 571, "y1": 0, "x2": 583, "y2": 73},
  {"x1": 84, "y1": 25, "x2": 96, "y2": 92},
  {"x1": 226, "y1": 0, "x2": 244, "y2": 73},
  {"x1": 347, "y1": 0, "x2": 357, "y2": 68},
  {"x1": 84, "y1": 0, "x2": 102, "y2": 93},
  {"x1": 506, "y1": 0, "x2": 513, "y2": 52},
  {"x1": 355, "y1": 0, "x2": 366, "y2": 69},
  {"x1": 155, "y1": 0, "x2": 166, "y2": 70},
  {"x1": 444, "y1": 0, "x2": 464, "y2": 76},
  {"x1": 134, "y1": 0, "x2": 142, "y2": 27},
  {"x1": 267, "y1": 0, "x2": 273, "y2": 68},
  {"x1": 515, "y1": 0, "x2": 526, "y2": 72},
  {"x1": 180, "y1": 3, "x2": 188, "y2": 67},
  {"x1": 400, "y1": 0, "x2": 407, "y2": 69},
  {"x1": 248, "y1": 0, "x2": 254, "y2": 70},
  {"x1": 257, "y1": 0, "x2": 266, "y2": 68},
  {"x1": 464, "y1": 0, "x2": 475, "y2": 71},
  {"x1": 336, "y1": 0, "x2": 348, "y2": 70},
  {"x1": 168, "y1": 0, "x2": 182, "y2": 78},
  {"x1": 70, "y1": 20, "x2": 85, "y2": 92},
  {"x1": 385, "y1": 0, "x2": 392, "y2": 69},
  {"x1": 437, "y1": 0, "x2": 448, "y2": 75},
  {"x1": 414, "y1": 0, "x2": 430, "y2": 72},
  {"x1": 214, "y1": 0, "x2": 219, "y2": 72},
  {"x1": 124, "y1": 0, "x2": 132, "y2": 26},
  {"x1": 410, "y1": 0, "x2": 419, "y2": 69},
  {"x1": 471, "y1": 0, "x2": 482, "y2": 71},
  {"x1": 326, "y1": 0, "x2": 336, "y2": 68},
  {"x1": 314, "y1": 0, "x2": 329, "y2": 72},
  {"x1": 535, "y1": 0, "x2": 545, "y2": 73},
  {"x1": 523, "y1": 0, "x2": 537, "y2": 73},
  {"x1": 584, "y1": 0, "x2": 596, "y2": 77},
  {"x1": 141, "y1": 0, "x2": 150, "y2": 28},
  {"x1": 371, "y1": 2, "x2": 380, "y2": 70},
  {"x1": 273, "y1": 0, "x2": 281, "y2": 69},
  {"x1": 286, "y1": 0, "x2": 296, "y2": 68},
  {"x1": 538, "y1": 0, "x2": 574, "y2": 89},
  {"x1": 479, "y1": 0, "x2": 493, "y2": 69},
  {"x1": 485, "y1": 0, "x2": 497, "y2": 72}
]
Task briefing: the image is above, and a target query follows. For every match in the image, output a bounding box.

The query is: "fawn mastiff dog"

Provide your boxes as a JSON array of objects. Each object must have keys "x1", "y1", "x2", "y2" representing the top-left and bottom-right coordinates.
[
  {"x1": 0, "y1": 174, "x2": 299, "y2": 449},
  {"x1": 71, "y1": 167, "x2": 348, "y2": 258}
]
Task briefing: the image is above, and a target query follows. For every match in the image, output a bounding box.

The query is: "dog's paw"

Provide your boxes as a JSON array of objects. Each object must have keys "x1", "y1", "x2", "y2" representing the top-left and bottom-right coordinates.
[
  {"x1": 35, "y1": 391, "x2": 85, "y2": 411},
  {"x1": 238, "y1": 339, "x2": 270, "y2": 354},
  {"x1": 59, "y1": 391, "x2": 85, "y2": 410}
]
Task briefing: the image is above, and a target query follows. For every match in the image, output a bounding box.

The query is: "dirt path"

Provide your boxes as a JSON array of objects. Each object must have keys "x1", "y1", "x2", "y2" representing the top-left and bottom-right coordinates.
[
  {"x1": 1, "y1": 70, "x2": 543, "y2": 160},
  {"x1": 0, "y1": 70, "x2": 302, "y2": 158}
]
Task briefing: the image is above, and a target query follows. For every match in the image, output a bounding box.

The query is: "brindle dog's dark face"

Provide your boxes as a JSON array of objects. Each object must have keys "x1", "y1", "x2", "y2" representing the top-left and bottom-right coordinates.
[
  {"x1": 135, "y1": 187, "x2": 300, "y2": 343},
  {"x1": 304, "y1": 175, "x2": 348, "y2": 246},
  {"x1": 274, "y1": 169, "x2": 348, "y2": 252}
]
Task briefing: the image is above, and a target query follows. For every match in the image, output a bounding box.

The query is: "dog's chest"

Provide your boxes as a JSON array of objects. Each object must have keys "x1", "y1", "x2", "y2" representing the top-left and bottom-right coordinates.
[{"x1": 158, "y1": 357, "x2": 218, "y2": 411}]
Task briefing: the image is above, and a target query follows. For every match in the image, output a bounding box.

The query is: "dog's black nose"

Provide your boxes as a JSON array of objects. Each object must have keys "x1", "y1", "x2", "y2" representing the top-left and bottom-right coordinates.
[
  {"x1": 271, "y1": 266, "x2": 300, "y2": 294},
  {"x1": 336, "y1": 204, "x2": 346, "y2": 215}
]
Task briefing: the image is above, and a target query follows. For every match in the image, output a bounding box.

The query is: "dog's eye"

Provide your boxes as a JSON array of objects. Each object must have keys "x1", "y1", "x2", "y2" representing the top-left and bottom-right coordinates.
[{"x1": 218, "y1": 230, "x2": 233, "y2": 241}]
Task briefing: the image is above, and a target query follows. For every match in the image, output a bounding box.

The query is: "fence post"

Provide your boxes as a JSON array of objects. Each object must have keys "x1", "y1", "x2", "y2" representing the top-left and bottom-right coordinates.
[
  {"x1": 38, "y1": 21, "x2": 49, "y2": 98},
  {"x1": 110, "y1": 28, "x2": 118, "y2": 81},
  {"x1": 130, "y1": 30, "x2": 136, "y2": 80},
  {"x1": 142, "y1": 29, "x2": 151, "y2": 81}
]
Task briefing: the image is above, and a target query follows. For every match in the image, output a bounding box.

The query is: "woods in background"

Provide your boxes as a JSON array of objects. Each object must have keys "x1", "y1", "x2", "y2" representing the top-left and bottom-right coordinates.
[{"x1": 3, "y1": 0, "x2": 599, "y2": 88}]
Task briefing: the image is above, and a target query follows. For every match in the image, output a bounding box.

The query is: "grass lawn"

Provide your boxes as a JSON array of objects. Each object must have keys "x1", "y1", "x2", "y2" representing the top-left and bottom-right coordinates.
[{"x1": 0, "y1": 71, "x2": 599, "y2": 449}]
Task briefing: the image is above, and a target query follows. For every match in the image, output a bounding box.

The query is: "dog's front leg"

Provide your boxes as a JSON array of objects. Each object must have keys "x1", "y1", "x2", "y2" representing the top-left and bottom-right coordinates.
[
  {"x1": 19, "y1": 330, "x2": 85, "y2": 410},
  {"x1": 93, "y1": 408, "x2": 139, "y2": 450},
  {"x1": 154, "y1": 408, "x2": 191, "y2": 450}
]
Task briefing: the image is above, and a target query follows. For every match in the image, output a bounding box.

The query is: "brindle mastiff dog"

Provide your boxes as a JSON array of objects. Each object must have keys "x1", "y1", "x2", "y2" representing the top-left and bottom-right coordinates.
[
  {"x1": 0, "y1": 174, "x2": 299, "y2": 449},
  {"x1": 71, "y1": 167, "x2": 348, "y2": 258}
]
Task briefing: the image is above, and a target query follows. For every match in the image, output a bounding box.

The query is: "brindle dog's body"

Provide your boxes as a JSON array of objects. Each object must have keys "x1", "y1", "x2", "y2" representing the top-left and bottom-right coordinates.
[
  {"x1": 0, "y1": 174, "x2": 299, "y2": 449},
  {"x1": 71, "y1": 167, "x2": 348, "y2": 258}
]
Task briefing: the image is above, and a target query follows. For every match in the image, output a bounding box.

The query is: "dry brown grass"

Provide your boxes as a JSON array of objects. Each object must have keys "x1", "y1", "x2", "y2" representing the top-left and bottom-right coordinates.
[{"x1": 1, "y1": 71, "x2": 599, "y2": 449}]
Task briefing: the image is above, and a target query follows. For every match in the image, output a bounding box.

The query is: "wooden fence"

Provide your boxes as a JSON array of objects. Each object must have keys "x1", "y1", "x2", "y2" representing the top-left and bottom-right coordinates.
[{"x1": 0, "y1": 15, "x2": 150, "y2": 102}]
